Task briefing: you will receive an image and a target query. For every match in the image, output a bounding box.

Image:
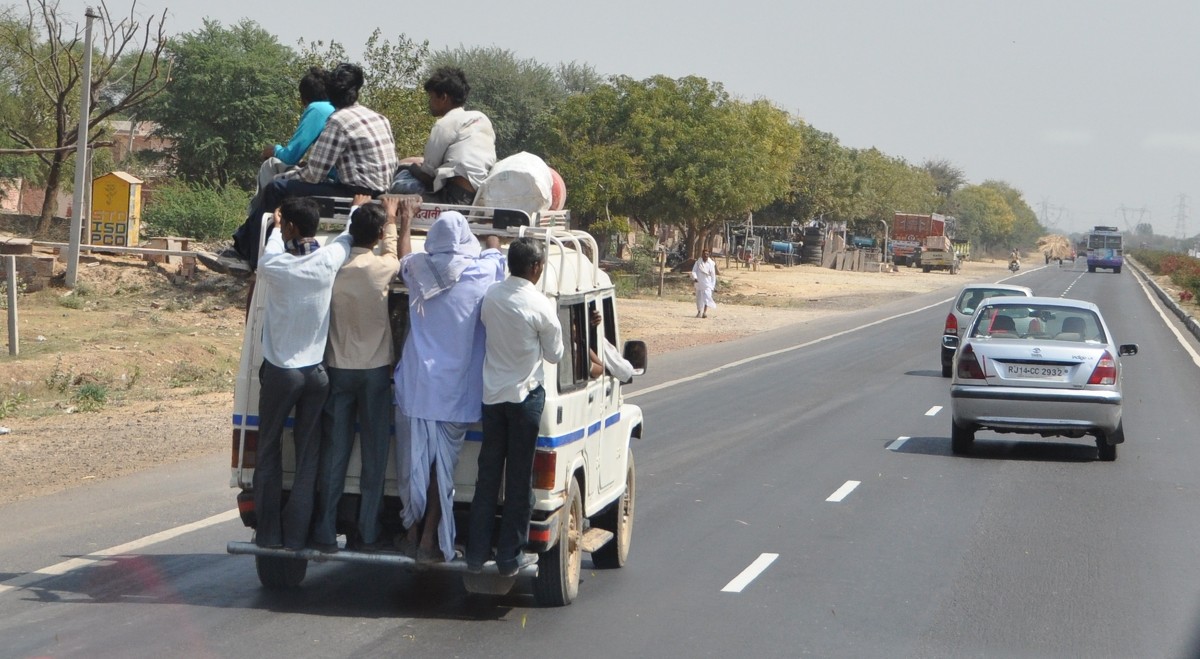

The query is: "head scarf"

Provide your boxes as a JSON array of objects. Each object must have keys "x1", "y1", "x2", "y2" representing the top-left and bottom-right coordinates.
[{"x1": 408, "y1": 211, "x2": 481, "y2": 300}]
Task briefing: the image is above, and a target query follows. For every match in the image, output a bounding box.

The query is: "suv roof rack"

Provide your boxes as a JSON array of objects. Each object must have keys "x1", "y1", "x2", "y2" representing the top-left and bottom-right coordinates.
[{"x1": 288, "y1": 196, "x2": 602, "y2": 294}]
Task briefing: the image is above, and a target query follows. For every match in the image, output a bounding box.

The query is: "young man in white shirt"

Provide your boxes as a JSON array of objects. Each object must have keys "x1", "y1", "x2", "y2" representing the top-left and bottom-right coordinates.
[
  {"x1": 466, "y1": 237, "x2": 563, "y2": 576},
  {"x1": 253, "y1": 197, "x2": 354, "y2": 550},
  {"x1": 391, "y1": 67, "x2": 496, "y2": 205}
]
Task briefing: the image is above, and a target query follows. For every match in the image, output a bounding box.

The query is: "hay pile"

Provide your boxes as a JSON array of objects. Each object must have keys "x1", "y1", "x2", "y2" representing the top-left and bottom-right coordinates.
[{"x1": 1037, "y1": 234, "x2": 1073, "y2": 259}]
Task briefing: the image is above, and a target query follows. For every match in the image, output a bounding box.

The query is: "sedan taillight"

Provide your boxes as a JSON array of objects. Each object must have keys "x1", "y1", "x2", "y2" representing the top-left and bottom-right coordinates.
[
  {"x1": 944, "y1": 312, "x2": 957, "y2": 335},
  {"x1": 1087, "y1": 350, "x2": 1117, "y2": 385},
  {"x1": 957, "y1": 344, "x2": 986, "y2": 379}
]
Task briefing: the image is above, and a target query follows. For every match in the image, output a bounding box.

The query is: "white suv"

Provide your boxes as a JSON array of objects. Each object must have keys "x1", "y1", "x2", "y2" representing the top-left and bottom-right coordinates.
[{"x1": 941, "y1": 283, "x2": 1032, "y2": 377}]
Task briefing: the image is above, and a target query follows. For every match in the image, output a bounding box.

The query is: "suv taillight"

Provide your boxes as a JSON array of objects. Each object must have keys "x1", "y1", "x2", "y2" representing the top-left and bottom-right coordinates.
[
  {"x1": 232, "y1": 429, "x2": 258, "y2": 468},
  {"x1": 533, "y1": 450, "x2": 557, "y2": 490},
  {"x1": 957, "y1": 344, "x2": 986, "y2": 379},
  {"x1": 1087, "y1": 350, "x2": 1117, "y2": 385},
  {"x1": 944, "y1": 312, "x2": 957, "y2": 335}
]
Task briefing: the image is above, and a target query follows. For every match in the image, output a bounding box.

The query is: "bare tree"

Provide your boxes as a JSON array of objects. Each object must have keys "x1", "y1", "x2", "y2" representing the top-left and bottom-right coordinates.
[
  {"x1": 922, "y1": 158, "x2": 967, "y2": 203},
  {"x1": 0, "y1": 0, "x2": 170, "y2": 233}
]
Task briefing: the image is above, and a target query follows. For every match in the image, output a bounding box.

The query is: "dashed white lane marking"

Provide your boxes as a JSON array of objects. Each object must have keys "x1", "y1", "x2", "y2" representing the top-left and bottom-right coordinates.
[
  {"x1": 1061, "y1": 273, "x2": 1086, "y2": 297},
  {"x1": 1132, "y1": 269, "x2": 1200, "y2": 369},
  {"x1": 826, "y1": 481, "x2": 861, "y2": 502},
  {"x1": 888, "y1": 436, "x2": 911, "y2": 451},
  {"x1": 721, "y1": 553, "x2": 780, "y2": 593},
  {"x1": 0, "y1": 509, "x2": 240, "y2": 596},
  {"x1": 925, "y1": 406, "x2": 942, "y2": 416},
  {"x1": 626, "y1": 297, "x2": 954, "y2": 400}
]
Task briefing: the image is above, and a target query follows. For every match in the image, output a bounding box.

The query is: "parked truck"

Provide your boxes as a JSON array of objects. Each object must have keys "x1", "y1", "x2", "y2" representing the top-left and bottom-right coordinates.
[
  {"x1": 226, "y1": 200, "x2": 647, "y2": 607},
  {"x1": 917, "y1": 234, "x2": 960, "y2": 274},
  {"x1": 891, "y1": 212, "x2": 951, "y2": 267}
]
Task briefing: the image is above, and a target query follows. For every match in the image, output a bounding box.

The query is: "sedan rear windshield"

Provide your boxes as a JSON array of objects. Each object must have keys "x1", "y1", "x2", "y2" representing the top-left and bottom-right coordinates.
[
  {"x1": 956, "y1": 289, "x2": 1028, "y2": 314},
  {"x1": 969, "y1": 304, "x2": 1106, "y2": 343}
]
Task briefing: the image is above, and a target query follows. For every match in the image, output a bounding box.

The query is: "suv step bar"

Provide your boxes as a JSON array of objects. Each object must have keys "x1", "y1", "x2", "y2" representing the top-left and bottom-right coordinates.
[{"x1": 226, "y1": 541, "x2": 539, "y2": 577}]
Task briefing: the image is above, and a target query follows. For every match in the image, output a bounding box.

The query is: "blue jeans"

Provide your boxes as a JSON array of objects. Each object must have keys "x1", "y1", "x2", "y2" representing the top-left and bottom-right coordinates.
[
  {"x1": 253, "y1": 360, "x2": 329, "y2": 550},
  {"x1": 466, "y1": 386, "x2": 545, "y2": 567},
  {"x1": 313, "y1": 365, "x2": 393, "y2": 546}
]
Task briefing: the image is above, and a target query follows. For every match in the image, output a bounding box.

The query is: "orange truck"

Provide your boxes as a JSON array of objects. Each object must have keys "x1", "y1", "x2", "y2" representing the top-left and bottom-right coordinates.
[{"x1": 891, "y1": 212, "x2": 949, "y2": 267}]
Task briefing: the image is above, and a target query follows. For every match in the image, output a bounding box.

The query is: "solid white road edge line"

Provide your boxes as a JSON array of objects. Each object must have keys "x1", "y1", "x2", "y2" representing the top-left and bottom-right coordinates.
[
  {"x1": 1132, "y1": 270, "x2": 1200, "y2": 369},
  {"x1": 925, "y1": 406, "x2": 942, "y2": 416},
  {"x1": 888, "y1": 436, "x2": 911, "y2": 451},
  {"x1": 826, "y1": 480, "x2": 861, "y2": 502},
  {"x1": 626, "y1": 296, "x2": 955, "y2": 400},
  {"x1": 721, "y1": 553, "x2": 780, "y2": 593},
  {"x1": 0, "y1": 509, "x2": 240, "y2": 596}
]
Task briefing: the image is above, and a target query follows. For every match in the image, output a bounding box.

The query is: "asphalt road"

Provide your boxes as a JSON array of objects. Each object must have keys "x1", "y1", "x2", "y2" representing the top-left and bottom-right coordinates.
[{"x1": 3, "y1": 260, "x2": 1200, "y2": 658}]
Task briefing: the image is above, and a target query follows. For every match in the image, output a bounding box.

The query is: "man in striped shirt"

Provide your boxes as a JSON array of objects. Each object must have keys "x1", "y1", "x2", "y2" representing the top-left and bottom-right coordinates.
[{"x1": 233, "y1": 63, "x2": 398, "y2": 270}]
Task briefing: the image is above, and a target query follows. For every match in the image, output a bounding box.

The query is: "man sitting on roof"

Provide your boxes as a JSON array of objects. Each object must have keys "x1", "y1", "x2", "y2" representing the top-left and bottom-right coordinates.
[
  {"x1": 247, "y1": 67, "x2": 336, "y2": 215},
  {"x1": 232, "y1": 63, "x2": 398, "y2": 270},
  {"x1": 389, "y1": 67, "x2": 495, "y2": 206}
]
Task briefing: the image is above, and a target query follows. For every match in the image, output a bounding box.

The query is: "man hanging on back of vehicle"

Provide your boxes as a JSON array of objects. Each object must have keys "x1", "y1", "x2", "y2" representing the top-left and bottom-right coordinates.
[
  {"x1": 466, "y1": 237, "x2": 563, "y2": 577},
  {"x1": 232, "y1": 63, "x2": 398, "y2": 270},
  {"x1": 253, "y1": 197, "x2": 355, "y2": 551}
]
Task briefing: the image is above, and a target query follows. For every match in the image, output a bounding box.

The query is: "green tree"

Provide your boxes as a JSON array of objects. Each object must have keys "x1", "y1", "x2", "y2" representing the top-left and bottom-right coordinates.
[
  {"x1": 980, "y1": 180, "x2": 1042, "y2": 247},
  {"x1": 849, "y1": 148, "x2": 939, "y2": 223},
  {"x1": 537, "y1": 75, "x2": 799, "y2": 255},
  {"x1": 951, "y1": 184, "x2": 1017, "y2": 251},
  {"x1": 146, "y1": 20, "x2": 296, "y2": 187},
  {"x1": 532, "y1": 82, "x2": 650, "y2": 251},
  {"x1": 755, "y1": 122, "x2": 857, "y2": 226},
  {"x1": 0, "y1": 0, "x2": 169, "y2": 232}
]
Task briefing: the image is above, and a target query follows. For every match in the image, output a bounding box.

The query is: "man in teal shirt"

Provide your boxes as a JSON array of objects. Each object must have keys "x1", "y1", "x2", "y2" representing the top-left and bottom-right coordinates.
[{"x1": 248, "y1": 67, "x2": 336, "y2": 211}]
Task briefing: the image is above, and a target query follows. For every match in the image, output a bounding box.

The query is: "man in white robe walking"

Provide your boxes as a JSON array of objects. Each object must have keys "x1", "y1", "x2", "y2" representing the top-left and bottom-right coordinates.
[{"x1": 691, "y1": 248, "x2": 718, "y2": 318}]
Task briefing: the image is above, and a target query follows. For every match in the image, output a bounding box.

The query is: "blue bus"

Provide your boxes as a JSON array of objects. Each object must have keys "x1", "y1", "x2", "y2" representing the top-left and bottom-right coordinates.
[{"x1": 1086, "y1": 226, "x2": 1123, "y2": 274}]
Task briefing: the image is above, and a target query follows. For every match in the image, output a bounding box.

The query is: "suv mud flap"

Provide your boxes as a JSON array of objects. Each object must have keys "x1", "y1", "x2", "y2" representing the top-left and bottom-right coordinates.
[
  {"x1": 527, "y1": 508, "x2": 562, "y2": 554},
  {"x1": 236, "y1": 490, "x2": 256, "y2": 528}
]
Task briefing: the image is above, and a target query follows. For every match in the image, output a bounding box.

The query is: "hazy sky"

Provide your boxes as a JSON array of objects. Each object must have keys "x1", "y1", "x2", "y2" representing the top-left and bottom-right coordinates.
[{"x1": 52, "y1": 0, "x2": 1200, "y2": 235}]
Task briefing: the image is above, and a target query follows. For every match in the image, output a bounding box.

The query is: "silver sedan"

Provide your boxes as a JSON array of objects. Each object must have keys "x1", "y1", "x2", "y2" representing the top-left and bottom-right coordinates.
[{"x1": 946, "y1": 297, "x2": 1139, "y2": 461}]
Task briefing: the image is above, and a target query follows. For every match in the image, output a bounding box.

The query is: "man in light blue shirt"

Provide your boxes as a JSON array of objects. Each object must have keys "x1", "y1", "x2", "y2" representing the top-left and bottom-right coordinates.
[{"x1": 253, "y1": 196, "x2": 354, "y2": 550}]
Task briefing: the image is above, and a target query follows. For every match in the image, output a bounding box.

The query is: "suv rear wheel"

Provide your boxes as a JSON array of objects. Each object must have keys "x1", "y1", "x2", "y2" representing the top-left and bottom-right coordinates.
[{"x1": 533, "y1": 475, "x2": 582, "y2": 606}]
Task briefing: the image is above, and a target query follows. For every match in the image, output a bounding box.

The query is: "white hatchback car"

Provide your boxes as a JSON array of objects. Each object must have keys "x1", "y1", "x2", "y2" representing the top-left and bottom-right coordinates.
[
  {"x1": 946, "y1": 297, "x2": 1138, "y2": 461},
  {"x1": 940, "y1": 284, "x2": 1032, "y2": 377}
]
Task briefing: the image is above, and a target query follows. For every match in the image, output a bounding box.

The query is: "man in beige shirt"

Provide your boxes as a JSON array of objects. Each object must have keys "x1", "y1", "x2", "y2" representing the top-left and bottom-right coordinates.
[{"x1": 312, "y1": 194, "x2": 419, "y2": 552}]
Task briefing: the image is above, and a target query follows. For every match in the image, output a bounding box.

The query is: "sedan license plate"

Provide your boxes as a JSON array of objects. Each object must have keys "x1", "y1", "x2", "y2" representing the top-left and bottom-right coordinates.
[{"x1": 1006, "y1": 364, "x2": 1067, "y2": 380}]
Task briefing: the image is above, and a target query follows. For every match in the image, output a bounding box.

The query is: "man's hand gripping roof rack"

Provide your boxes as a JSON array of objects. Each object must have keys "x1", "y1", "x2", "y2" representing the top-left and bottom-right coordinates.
[{"x1": 303, "y1": 196, "x2": 603, "y2": 294}]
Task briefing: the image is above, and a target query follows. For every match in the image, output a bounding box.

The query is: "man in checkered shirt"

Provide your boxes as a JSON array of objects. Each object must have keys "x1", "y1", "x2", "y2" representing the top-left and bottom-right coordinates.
[{"x1": 233, "y1": 63, "x2": 399, "y2": 270}]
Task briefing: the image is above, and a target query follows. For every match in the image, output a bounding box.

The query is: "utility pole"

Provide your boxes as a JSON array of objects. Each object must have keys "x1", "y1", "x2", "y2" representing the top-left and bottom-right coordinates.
[
  {"x1": 1174, "y1": 194, "x2": 1188, "y2": 249},
  {"x1": 65, "y1": 7, "x2": 99, "y2": 289}
]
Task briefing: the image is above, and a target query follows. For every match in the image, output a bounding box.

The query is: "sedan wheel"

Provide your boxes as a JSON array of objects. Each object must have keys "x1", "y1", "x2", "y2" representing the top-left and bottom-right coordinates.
[
  {"x1": 1096, "y1": 422, "x2": 1122, "y2": 461},
  {"x1": 951, "y1": 421, "x2": 974, "y2": 454}
]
